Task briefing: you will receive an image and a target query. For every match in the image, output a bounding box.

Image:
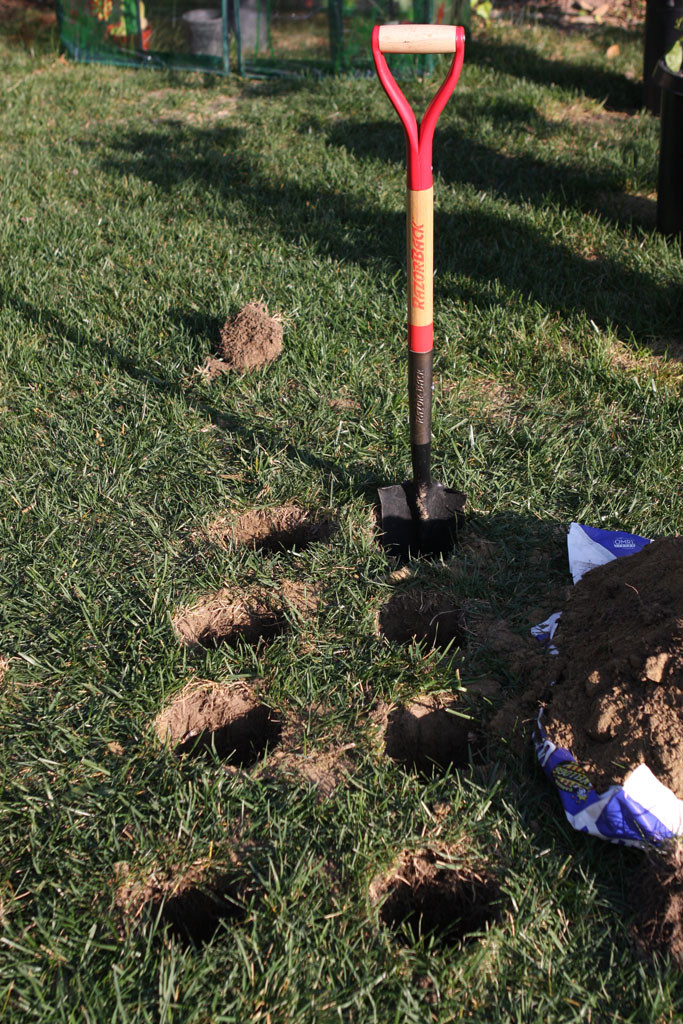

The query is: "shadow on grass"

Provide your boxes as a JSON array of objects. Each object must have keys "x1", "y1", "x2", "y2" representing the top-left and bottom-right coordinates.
[
  {"x1": 95, "y1": 120, "x2": 681, "y2": 353},
  {"x1": 465, "y1": 33, "x2": 642, "y2": 113},
  {"x1": 0, "y1": 284, "x2": 380, "y2": 497},
  {"x1": 324, "y1": 106, "x2": 650, "y2": 228}
]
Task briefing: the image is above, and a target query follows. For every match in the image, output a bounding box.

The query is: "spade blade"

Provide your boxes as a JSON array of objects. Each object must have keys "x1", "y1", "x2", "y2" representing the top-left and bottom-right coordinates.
[{"x1": 378, "y1": 481, "x2": 466, "y2": 561}]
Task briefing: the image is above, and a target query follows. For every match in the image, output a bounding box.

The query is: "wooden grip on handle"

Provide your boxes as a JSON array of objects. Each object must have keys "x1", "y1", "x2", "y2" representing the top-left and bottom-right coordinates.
[{"x1": 377, "y1": 24, "x2": 457, "y2": 53}]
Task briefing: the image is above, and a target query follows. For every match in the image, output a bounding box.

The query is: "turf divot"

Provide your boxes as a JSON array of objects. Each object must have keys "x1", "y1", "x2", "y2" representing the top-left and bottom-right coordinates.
[
  {"x1": 115, "y1": 859, "x2": 246, "y2": 948},
  {"x1": 173, "y1": 590, "x2": 286, "y2": 650},
  {"x1": 210, "y1": 505, "x2": 336, "y2": 554},
  {"x1": 377, "y1": 590, "x2": 465, "y2": 652},
  {"x1": 370, "y1": 848, "x2": 500, "y2": 947},
  {"x1": 154, "y1": 680, "x2": 282, "y2": 765},
  {"x1": 383, "y1": 695, "x2": 476, "y2": 775}
]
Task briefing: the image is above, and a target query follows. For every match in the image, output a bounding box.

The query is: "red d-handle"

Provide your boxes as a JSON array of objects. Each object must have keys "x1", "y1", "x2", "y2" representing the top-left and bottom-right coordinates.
[{"x1": 371, "y1": 24, "x2": 465, "y2": 190}]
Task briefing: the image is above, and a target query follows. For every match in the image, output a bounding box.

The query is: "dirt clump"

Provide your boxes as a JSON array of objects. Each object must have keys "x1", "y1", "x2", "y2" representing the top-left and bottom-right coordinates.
[
  {"x1": 218, "y1": 302, "x2": 282, "y2": 372},
  {"x1": 114, "y1": 856, "x2": 247, "y2": 947},
  {"x1": 173, "y1": 589, "x2": 286, "y2": 650},
  {"x1": 543, "y1": 538, "x2": 683, "y2": 796},
  {"x1": 377, "y1": 589, "x2": 466, "y2": 653},
  {"x1": 383, "y1": 694, "x2": 478, "y2": 775},
  {"x1": 210, "y1": 505, "x2": 335, "y2": 553},
  {"x1": 370, "y1": 847, "x2": 501, "y2": 946},
  {"x1": 154, "y1": 679, "x2": 282, "y2": 765}
]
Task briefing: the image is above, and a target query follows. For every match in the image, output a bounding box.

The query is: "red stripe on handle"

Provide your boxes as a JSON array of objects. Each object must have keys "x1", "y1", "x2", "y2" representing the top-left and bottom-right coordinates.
[{"x1": 409, "y1": 323, "x2": 433, "y2": 353}]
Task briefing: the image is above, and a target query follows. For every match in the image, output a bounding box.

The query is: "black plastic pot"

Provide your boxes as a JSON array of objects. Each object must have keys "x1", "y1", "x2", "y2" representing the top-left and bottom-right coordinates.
[
  {"x1": 643, "y1": 0, "x2": 683, "y2": 113},
  {"x1": 654, "y1": 59, "x2": 683, "y2": 250}
]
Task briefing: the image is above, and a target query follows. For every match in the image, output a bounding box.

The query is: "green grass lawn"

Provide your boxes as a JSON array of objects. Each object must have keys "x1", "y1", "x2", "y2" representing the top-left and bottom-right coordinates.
[{"x1": 1, "y1": 8, "x2": 683, "y2": 1022}]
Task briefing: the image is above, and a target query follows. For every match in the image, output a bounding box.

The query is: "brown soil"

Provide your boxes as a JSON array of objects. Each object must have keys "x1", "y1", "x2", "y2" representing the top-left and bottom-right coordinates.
[
  {"x1": 114, "y1": 856, "x2": 246, "y2": 947},
  {"x1": 633, "y1": 841, "x2": 683, "y2": 966},
  {"x1": 154, "y1": 679, "x2": 282, "y2": 765},
  {"x1": 377, "y1": 589, "x2": 466, "y2": 653},
  {"x1": 544, "y1": 538, "x2": 683, "y2": 796},
  {"x1": 258, "y1": 702, "x2": 354, "y2": 798},
  {"x1": 490, "y1": 674, "x2": 551, "y2": 752},
  {"x1": 383, "y1": 694, "x2": 479, "y2": 775},
  {"x1": 481, "y1": 617, "x2": 550, "y2": 678},
  {"x1": 280, "y1": 579, "x2": 324, "y2": 616},
  {"x1": 370, "y1": 847, "x2": 501, "y2": 946},
  {"x1": 269, "y1": 743, "x2": 355, "y2": 799},
  {"x1": 481, "y1": 612, "x2": 573, "y2": 752},
  {"x1": 211, "y1": 302, "x2": 282, "y2": 374},
  {"x1": 173, "y1": 589, "x2": 286, "y2": 650},
  {"x1": 494, "y1": 0, "x2": 643, "y2": 28},
  {"x1": 209, "y1": 505, "x2": 335, "y2": 553},
  {"x1": 296, "y1": 747, "x2": 353, "y2": 797}
]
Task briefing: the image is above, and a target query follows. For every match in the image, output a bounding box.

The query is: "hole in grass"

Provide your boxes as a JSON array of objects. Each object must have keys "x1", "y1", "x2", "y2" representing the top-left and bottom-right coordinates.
[
  {"x1": 155, "y1": 681, "x2": 282, "y2": 767},
  {"x1": 371, "y1": 848, "x2": 500, "y2": 947},
  {"x1": 377, "y1": 590, "x2": 466, "y2": 652},
  {"x1": 384, "y1": 695, "x2": 477, "y2": 775},
  {"x1": 210, "y1": 505, "x2": 336, "y2": 554},
  {"x1": 160, "y1": 874, "x2": 245, "y2": 947},
  {"x1": 173, "y1": 590, "x2": 286, "y2": 650},
  {"x1": 116, "y1": 859, "x2": 247, "y2": 949}
]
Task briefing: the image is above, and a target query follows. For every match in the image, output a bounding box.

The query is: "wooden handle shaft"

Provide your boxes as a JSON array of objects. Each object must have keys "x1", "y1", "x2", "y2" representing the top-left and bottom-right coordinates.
[
  {"x1": 377, "y1": 24, "x2": 457, "y2": 53},
  {"x1": 407, "y1": 188, "x2": 433, "y2": 327}
]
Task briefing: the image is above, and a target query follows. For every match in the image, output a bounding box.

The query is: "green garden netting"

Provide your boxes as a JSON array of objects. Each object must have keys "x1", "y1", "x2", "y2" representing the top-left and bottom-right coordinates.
[{"x1": 55, "y1": 0, "x2": 461, "y2": 76}]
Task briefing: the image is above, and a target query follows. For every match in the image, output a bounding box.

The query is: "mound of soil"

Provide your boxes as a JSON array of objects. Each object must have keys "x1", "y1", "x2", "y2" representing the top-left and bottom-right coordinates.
[
  {"x1": 370, "y1": 847, "x2": 501, "y2": 946},
  {"x1": 544, "y1": 538, "x2": 683, "y2": 796},
  {"x1": 218, "y1": 302, "x2": 282, "y2": 372},
  {"x1": 154, "y1": 680, "x2": 282, "y2": 765}
]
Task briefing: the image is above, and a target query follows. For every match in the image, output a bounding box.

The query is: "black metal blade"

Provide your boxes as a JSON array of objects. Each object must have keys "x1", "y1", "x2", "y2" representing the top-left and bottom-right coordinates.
[
  {"x1": 377, "y1": 483, "x2": 416, "y2": 561},
  {"x1": 377, "y1": 481, "x2": 466, "y2": 561}
]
